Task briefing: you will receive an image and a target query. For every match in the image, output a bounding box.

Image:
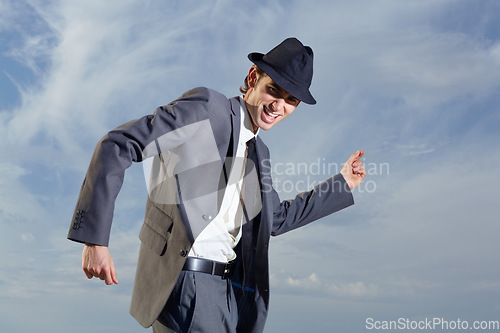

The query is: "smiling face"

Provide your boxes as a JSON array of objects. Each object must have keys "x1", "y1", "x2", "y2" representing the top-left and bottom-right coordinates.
[{"x1": 243, "y1": 66, "x2": 300, "y2": 132}]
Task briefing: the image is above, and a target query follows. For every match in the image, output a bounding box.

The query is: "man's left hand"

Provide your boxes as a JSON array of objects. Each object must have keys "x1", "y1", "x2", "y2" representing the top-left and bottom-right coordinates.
[{"x1": 340, "y1": 150, "x2": 367, "y2": 190}]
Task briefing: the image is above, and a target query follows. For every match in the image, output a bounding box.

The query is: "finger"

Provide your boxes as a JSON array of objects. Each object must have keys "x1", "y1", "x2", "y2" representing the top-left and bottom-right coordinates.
[
  {"x1": 110, "y1": 262, "x2": 119, "y2": 285},
  {"x1": 83, "y1": 267, "x2": 93, "y2": 279},
  {"x1": 348, "y1": 150, "x2": 360, "y2": 163},
  {"x1": 351, "y1": 158, "x2": 364, "y2": 171},
  {"x1": 352, "y1": 168, "x2": 363, "y2": 175},
  {"x1": 98, "y1": 265, "x2": 114, "y2": 285},
  {"x1": 91, "y1": 266, "x2": 105, "y2": 280},
  {"x1": 96, "y1": 267, "x2": 106, "y2": 281},
  {"x1": 353, "y1": 164, "x2": 365, "y2": 172},
  {"x1": 355, "y1": 150, "x2": 364, "y2": 162},
  {"x1": 104, "y1": 272, "x2": 113, "y2": 285},
  {"x1": 86, "y1": 265, "x2": 99, "y2": 279},
  {"x1": 352, "y1": 161, "x2": 365, "y2": 169},
  {"x1": 358, "y1": 169, "x2": 367, "y2": 179},
  {"x1": 348, "y1": 150, "x2": 364, "y2": 164}
]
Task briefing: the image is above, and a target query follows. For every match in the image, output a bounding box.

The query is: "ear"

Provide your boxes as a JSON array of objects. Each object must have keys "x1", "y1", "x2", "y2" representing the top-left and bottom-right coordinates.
[{"x1": 247, "y1": 66, "x2": 258, "y2": 88}]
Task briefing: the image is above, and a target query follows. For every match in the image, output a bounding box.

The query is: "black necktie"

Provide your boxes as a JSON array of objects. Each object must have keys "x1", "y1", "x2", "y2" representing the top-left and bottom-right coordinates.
[
  {"x1": 235, "y1": 137, "x2": 260, "y2": 293},
  {"x1": 246, "y1": 137, "x2": 258, "y2": 175}
]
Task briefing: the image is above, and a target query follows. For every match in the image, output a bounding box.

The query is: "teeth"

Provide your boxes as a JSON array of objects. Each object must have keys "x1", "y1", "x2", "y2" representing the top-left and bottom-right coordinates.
[{"x1": 264, "y1": 106, "x2": 279, "y2": 118}]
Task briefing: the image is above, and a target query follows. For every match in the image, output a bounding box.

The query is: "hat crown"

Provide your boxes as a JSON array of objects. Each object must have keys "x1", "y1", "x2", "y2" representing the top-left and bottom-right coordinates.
[
  {"x1": 263, "y1": 38, "x2": 313, "y2": 87},
  {"x1": 248, "y1": 37, "x2": 316, "y2": 104}
]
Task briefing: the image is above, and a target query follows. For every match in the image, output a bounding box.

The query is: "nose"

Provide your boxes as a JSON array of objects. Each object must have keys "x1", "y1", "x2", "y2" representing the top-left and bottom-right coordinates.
[{"x1": 272, "y1": 99, "x2": 285, "y2": 114}]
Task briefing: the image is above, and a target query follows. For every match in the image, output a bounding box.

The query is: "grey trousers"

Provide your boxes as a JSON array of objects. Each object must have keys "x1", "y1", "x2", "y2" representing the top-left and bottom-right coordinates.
[{"x1": 153, "y1": 270, "x2": 238, "y2": 333}]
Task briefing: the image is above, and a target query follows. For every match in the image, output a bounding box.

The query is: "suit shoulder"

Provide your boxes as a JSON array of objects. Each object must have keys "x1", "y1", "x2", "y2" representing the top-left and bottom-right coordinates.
[
  {"x1": 156, "y1": 87, "x2": 232, "y2": 122},
  {"x1": 178, "y1": 87, "x2": 229, "y2": 104}
]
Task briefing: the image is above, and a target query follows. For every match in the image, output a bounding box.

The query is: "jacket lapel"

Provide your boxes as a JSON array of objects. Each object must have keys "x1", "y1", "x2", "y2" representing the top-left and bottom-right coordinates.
[
  {"x1": 216, "y1": 96, "x2": 242, "y2": 209},
  {"x1": 229, "y1": 96, "x2": 241, "y2": 158}
]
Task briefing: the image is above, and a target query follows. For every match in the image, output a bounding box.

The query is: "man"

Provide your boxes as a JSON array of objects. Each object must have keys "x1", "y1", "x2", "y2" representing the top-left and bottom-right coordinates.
[{"x1": 68, "y1": 37, "x2": 366, "y2": 332}]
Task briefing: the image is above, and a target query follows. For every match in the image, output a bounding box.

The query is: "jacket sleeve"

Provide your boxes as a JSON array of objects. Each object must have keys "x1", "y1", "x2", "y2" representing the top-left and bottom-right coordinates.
[
  {"x1": 270, "y1": 173, "x2": 355, "y2": 236},
  {"x1": 68, "y1": 87, "x2": 217, "y2": 246}
]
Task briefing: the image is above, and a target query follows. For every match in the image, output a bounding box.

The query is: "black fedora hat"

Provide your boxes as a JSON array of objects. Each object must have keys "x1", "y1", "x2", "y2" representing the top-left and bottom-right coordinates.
[{"x1": 248, "y1": 37, "x2": 316, "y2": 105}]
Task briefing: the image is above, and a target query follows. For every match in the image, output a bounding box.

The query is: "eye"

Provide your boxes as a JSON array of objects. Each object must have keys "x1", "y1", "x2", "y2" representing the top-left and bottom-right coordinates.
[
  {"x1": 268, "y1": 86, "x2": 278, "y2": 94},
  {"x1": 287, "y1": 97, "x2": 299, "y2": 105}
]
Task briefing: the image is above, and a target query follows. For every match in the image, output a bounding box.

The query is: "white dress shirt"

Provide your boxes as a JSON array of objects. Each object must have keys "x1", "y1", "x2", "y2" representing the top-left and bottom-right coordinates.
[{"x1": 188, "y1": 97, "x2": 259, "y2": 262}]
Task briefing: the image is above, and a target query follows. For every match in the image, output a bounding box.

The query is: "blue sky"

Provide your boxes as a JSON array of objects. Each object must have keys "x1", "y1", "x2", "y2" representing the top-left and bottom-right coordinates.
[{"x1": 1, "y1": 0, "x2": 500, "y2": 332}]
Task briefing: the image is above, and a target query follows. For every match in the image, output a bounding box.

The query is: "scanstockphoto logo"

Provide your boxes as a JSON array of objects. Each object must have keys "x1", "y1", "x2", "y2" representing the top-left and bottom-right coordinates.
[
  {"x1": 365, "y1": 317, "x2": 500, "y2": 331},
  {"x1": 268, "y1": 157, "x2": 389, "y2": 195}
]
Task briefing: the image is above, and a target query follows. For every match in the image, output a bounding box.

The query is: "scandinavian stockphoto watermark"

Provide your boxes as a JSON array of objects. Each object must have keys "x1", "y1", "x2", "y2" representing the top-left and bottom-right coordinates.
[
  {"x1": 138, "y1": 120, "x2": 384, "y2": 241},
  {"x1": 365, "y1": 317, "x2": 500, "y2": 331},
  {"x1": 269, "y1": 157, "x2": 389, "y2": 195},
  {"x1": 141, "y1": 120, "x2": 386, "y2": 202}
]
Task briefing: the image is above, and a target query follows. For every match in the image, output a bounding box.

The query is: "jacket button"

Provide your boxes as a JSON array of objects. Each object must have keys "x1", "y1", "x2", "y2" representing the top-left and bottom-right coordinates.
[
  {"x1": 180, "y1": 250, "x2": 188, "y2": 257},
  {"x1": 202, "y1": 214, "x2": 212, "y2": 221}
]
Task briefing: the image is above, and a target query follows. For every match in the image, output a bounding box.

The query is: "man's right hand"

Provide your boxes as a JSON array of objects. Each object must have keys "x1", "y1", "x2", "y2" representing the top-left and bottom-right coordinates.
[{"x1": 82, "y1": 243, "x2": 118, "y2": 285}]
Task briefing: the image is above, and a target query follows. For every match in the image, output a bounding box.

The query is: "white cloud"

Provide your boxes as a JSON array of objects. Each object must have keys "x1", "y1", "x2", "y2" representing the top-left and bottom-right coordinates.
[
  {"x1": 277, "y1": 272, "x2": 379, "y2": 298},
  {"x1": 286, "y1": 273, "x2": 320, "y2": 288},
  {"x1": 327, "y1": 281, "x2": 378, "y2": 297},
  {"x1": 0, "y1": 162, "x2": 45, "y2": 223},
  {"x1": 21, "y1": 233, "x2": 35, "y2": 242}
]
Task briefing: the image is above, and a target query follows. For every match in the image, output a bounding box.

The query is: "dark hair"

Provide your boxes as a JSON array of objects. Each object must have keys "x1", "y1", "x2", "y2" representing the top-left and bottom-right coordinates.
[{"x1": 239, "y1": 66, "x2": 267, "y2": 94}]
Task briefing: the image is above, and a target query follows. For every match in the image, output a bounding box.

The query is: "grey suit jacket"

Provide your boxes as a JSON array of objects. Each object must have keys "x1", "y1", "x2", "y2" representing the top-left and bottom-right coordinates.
[{"x1": 68, "y1": 87, "x2": 355, "y2": 332}]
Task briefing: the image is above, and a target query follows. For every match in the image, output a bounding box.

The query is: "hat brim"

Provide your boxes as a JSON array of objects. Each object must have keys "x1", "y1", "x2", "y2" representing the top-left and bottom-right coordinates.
[{"x1": 248, "y1": 53, "x2": 316, "y2": 105}]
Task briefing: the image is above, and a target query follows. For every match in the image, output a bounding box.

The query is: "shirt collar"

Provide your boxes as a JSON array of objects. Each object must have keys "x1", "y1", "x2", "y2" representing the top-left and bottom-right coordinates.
[{"x1": 238, "y1": 96, "x2": 259, "y2": 143}]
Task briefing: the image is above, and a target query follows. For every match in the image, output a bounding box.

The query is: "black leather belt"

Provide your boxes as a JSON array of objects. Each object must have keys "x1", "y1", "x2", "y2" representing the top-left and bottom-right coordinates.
[{"x1": 182, "y1": 257, "x2": 235, "y2": 279}]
